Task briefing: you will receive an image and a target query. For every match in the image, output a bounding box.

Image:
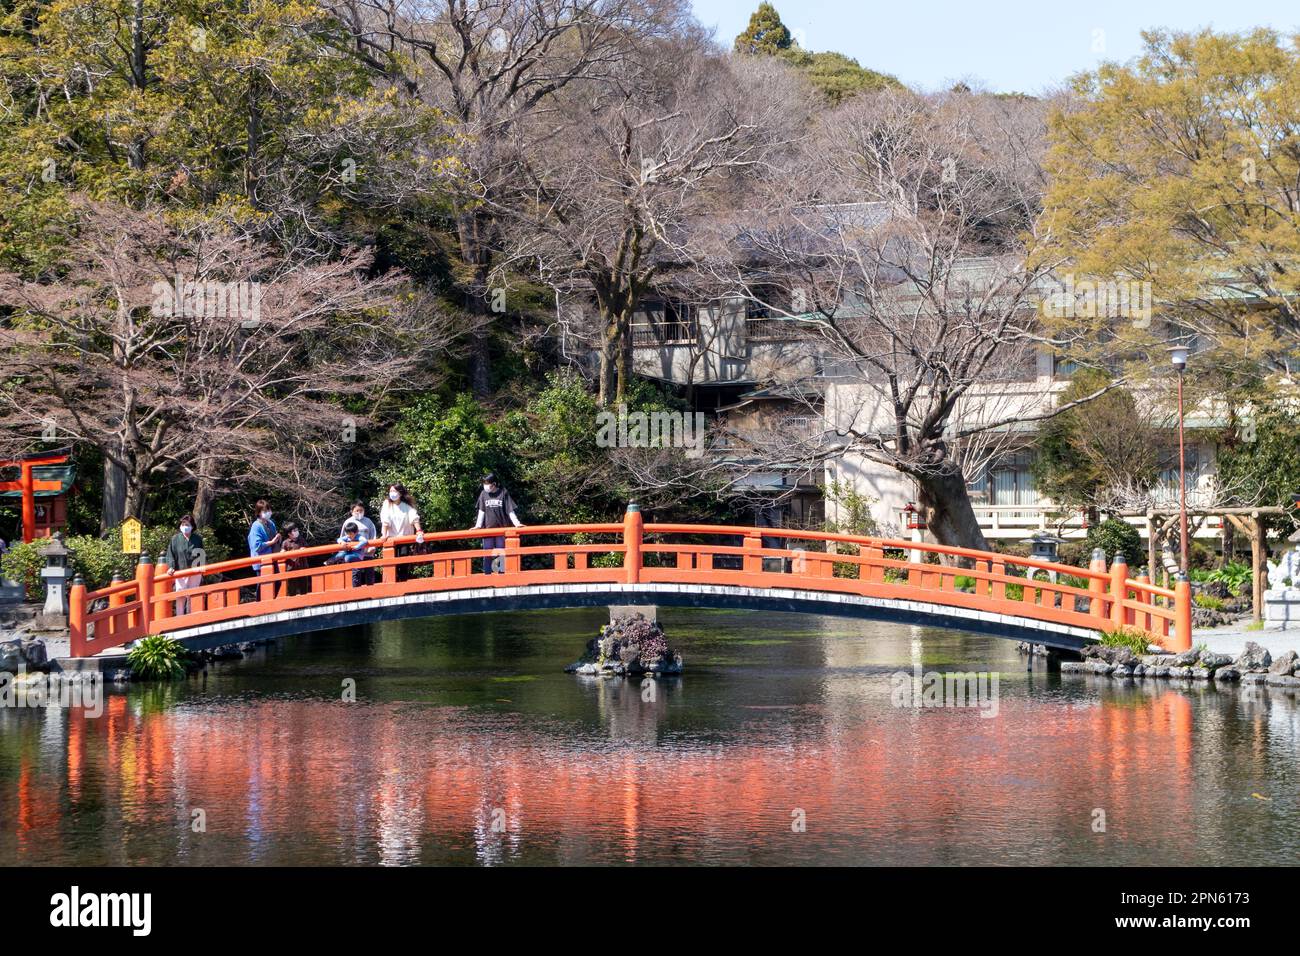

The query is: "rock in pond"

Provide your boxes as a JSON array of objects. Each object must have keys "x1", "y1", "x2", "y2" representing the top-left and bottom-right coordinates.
[{"x1": 565, "y1": 615, "x2": 683, "y2": 677}]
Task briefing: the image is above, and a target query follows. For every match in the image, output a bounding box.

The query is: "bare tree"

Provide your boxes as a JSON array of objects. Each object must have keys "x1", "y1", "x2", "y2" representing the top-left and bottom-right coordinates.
[
  {"x1": 323, "y1": 0, "x2": 694, "y2": 395},
  {"x1": 0, "y1": 198, "x2": 452, "y2": 529},
  {"x1": 716, "y1": 89, "x2": 1092, "y2": 551},
  {"x1": 496, "y1": 39, "x2": 807, "y2": 406}
]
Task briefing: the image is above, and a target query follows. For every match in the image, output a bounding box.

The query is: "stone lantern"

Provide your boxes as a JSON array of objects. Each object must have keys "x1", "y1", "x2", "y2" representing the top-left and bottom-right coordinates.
[
  {"x1": 39, "y1": 533, "x2": 74, "y2": 618},
  {"x1": 1022, "y1": 532, "x2": 1066, "y2": 583}
]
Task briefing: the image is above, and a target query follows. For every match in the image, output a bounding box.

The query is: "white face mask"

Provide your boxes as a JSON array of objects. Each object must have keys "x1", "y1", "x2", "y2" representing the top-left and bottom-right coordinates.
[
  {"x1": 261, "y1": 511, "x2": 272, "y2": 521},
  {"x1": 290, "y1": 530, "x2": 299, "y2": 539},
  {"x1": 389, "y1": 491, "x2": 400, "y2": 502},
  {"x1": 180, "y1": 525, "x2": 192, "y2": 535}
]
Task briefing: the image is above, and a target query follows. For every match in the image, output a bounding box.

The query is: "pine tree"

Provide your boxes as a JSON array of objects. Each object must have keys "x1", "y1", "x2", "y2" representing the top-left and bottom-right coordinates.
[{"x1": 733, "y1": 2, "x2": 792, "y2": 56}]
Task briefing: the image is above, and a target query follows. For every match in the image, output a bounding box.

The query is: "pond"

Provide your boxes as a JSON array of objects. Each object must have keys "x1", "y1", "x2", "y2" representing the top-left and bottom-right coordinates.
[{"x1": 2, "y1": 609, "x2": 1297, "y2": 865}]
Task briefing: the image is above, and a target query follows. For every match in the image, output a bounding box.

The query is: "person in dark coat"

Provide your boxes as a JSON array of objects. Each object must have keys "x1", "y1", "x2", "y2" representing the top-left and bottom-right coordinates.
[{"x1": 165, "y1": 514, "x2": 204, "y2": 615}]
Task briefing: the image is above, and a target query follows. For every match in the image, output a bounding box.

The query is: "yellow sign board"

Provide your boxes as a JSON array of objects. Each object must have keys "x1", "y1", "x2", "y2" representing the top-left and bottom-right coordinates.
[{"x1": 121, "y1": 517, "x2": 142, "y2": 554}]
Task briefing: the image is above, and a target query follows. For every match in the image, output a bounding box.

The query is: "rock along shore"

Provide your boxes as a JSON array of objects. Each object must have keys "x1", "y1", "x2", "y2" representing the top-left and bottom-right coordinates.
[{"x1": 1054, "y1": 641, "x2": 1300, "y2": 687}]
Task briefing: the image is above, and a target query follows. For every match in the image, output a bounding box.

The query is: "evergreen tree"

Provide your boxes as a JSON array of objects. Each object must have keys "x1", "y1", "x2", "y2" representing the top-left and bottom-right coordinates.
[{"x1": 733, "y1": 2, "x2": 792, "y2": 56}]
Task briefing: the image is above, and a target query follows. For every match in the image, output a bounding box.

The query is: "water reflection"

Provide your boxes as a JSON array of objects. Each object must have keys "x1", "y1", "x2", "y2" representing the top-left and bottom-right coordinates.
[{"x1": 1, "y1": 609, "x2": 1298, "y2": 865}]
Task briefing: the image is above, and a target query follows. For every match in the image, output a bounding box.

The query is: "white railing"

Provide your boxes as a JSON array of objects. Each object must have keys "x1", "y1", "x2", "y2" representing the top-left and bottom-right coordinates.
[{"x1": 972, "y1": 506, "x2": 1224, "y2": 539}]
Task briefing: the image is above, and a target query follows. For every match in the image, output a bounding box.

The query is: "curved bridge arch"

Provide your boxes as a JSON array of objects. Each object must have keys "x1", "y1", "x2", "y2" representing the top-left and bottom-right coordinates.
[{"x1": 68, "y1": 509, "x2": 1191, "y2": 660}]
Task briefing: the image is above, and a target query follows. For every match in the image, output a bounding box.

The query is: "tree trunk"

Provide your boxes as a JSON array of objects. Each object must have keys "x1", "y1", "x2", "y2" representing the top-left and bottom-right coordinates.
[
  {"x1": 123, "y1": 463, "x2": 149, "y2": 525},
  {"x1": 615, "y1": 309, "x2": 633, "y2": 404},
  {"x1": 914, "y1": 466, "x2": 989, "y2": 557},
  {"x1": 193, "y1": 471, "x2": 217, "y2": 530},
  {"x1": 596, "y1": 295, "x2": 622, "y2": 408},
  {"x1": 100, "y1": 457, "x2": 128, "y2": 532},
  {"x1": 468, "y1": 325, "x2": 491, "y2": 396},
  {"x1": 127, "y1": 0, "x2": 147, "y2": 171},
  {"x1": 456, "y1": 212, "x2": 494, "y2": 397}
]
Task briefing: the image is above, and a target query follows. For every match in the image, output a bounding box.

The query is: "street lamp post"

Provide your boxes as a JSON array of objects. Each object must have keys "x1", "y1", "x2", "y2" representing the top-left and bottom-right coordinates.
[{"x1": 1169, "y1": 345, "x2": 1190, "y2": 573}]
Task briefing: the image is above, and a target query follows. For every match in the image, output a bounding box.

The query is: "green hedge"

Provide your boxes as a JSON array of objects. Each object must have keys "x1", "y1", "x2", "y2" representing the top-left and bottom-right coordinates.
[{"x1": 1, "y1": 526, "x2": 231, "y2": 598}]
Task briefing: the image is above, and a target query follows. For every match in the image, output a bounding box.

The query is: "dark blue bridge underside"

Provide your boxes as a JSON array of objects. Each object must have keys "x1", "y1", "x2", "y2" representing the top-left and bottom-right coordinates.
[{"x1": 159, "y1": 588, "x2": 1091, "y2": 656}]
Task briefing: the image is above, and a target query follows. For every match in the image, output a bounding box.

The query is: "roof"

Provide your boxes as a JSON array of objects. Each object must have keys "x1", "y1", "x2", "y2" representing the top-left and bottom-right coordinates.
[
  {"x1": 715, "y1": 383, "x2": 823, "y2": 414},
  {"x1": 0, "y1": 464, "x2": 76, "y2": 498}
]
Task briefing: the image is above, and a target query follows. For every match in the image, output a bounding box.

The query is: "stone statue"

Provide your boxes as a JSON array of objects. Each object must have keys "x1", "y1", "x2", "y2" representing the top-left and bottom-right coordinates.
[{"x1": 1266, "y1": 548, "x2": 1300, "y2": 590}]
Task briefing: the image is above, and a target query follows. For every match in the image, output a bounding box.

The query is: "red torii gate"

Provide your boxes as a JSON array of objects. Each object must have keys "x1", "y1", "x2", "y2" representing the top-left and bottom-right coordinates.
[{"x1": 0, "y1": 448, "x2": 73, "y2": 543}]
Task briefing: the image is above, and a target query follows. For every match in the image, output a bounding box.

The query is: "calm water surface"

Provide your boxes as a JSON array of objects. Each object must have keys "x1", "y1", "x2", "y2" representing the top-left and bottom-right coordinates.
[{"x1": 2, "y1": 609, "x2": 1298, "y2": 865}]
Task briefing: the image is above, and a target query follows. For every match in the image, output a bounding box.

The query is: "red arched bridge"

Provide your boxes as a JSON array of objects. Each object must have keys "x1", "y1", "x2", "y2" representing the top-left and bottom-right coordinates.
[{"x1": 67, "y1": 507, "x2": 1192, "y2": 660}]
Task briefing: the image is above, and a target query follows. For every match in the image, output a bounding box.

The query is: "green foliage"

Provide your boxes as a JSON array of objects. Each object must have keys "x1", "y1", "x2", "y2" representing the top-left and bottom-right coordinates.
[
  {"x1": 733, "y1": 2, "x2": 793, "y2": 55},
  {"x1": 374, "y1": 370, "x2": 717, "y2": 535},
  {"x1": 1096, "y1": 627, "x2": 1154, "y2": 656},
  {"x1": 734, "y1": 3, "x2": 902, "y2": 103},
  {"x1": 1039, "y1": 29, "x2": 1300, "y2": 375},
  {"x1": 1194, "y1": 594, "x2": 1226, "y2": 610},
  {"x1": 780, "y1": 49, "x2": 904, "y2": 103},
  {"x1": 0, "y1": 541, "x2": 44, "y2": 596},
  {"x1": 496, "y1": 369, "x2": 628, "y2": 525},
  {"x1": 0, "y1": 526, "x2": 232, "y2": 597},
  {"x1": 126, "y1": 634, "x2": 189, "y2": 681},
  {"x1": 1, "y1": 535, "x2": 135, "y2": 595},
  {"x1": 1202, "y1": 560, "x2": 1252, "y2": 595},
  {"x1": 1031, "y1": 369, "x2": 1154, "y2": 511},
  {"x1": 1084, "y1": 519, "x2": 1143, "y2": 568},
  {"x1": 375, "y1": 392, "x2": 505, "y2": 531},
  {"x1": 1218, "y1": 393, "x2": 1300, "y2": 527},
  {"x1": 823, "y1": 480, "x2": 879, "y2": 536}
]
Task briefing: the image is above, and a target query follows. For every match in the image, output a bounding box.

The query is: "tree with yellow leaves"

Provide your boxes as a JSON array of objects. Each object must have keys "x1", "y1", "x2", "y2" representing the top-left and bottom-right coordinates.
[{"x1": 1038, "y1": 29, "x2": 1300, "y2": 381}]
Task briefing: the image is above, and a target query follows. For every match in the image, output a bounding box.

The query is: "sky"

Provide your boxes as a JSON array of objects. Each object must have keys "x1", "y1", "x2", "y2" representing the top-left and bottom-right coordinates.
[{"x1": 691, "y1": 0, "x2": 1300, "y2": 94}]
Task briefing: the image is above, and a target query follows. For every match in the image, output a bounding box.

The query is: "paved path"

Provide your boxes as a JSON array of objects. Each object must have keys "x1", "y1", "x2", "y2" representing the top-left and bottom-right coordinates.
[{"x1": 1196, "y1": 618, "x2": 1300, "y2": 657}]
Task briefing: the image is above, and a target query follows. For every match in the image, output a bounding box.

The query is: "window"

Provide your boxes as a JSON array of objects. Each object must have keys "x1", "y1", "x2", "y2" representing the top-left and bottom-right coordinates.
[
  {"x1": 1052, "y1": 354, "x2": 1079, "y2": 378},
  {"x1": 1156, "y1": 446, "x2": 1209, "y2": 506},
  {"x1": 632, "y1": 300, "x2": 697, "y2": 345},
  {"x1": 970, "y1": 450, "x2": 1040, "y2": 515}
]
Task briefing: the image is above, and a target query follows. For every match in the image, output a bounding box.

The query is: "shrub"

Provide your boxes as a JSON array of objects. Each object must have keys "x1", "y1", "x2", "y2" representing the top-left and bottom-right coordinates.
[
  {"x1": 1096, "y1": 627, "x2": 1153, "y2": 656},
  {"x1": 1, "y1": 528, "x2": 234, "y2": 599},
  {"x1": 1194, "y1": 594, "x2": 1226, "y2": 611},
  {"x1": 0, "y1": 540, "x2": 45, "y2": 596},
  {"x1": 823, "y1": 480, "x2": 880, "y2": 536},
  {"x1": 126, "y1": 634, "x2": 189, "y2": 681},
  {"x1": 1084, "y1": 519, "x2": 1143, "y2": 568},
  {"x1": 1204, "y1": 560, "x2": 1251, "y2": 596}
]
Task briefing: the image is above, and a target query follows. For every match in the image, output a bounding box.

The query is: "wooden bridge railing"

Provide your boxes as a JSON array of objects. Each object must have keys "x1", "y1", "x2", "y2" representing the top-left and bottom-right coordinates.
[{"x1": 66, "y1": 507, "x2": 1192, "y2": 658}]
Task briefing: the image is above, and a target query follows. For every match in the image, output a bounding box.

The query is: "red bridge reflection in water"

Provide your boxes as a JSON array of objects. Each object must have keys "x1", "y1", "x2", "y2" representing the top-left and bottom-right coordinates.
[{"x1": 5, "y1": 684, "x2": 1198, "y2": 866}]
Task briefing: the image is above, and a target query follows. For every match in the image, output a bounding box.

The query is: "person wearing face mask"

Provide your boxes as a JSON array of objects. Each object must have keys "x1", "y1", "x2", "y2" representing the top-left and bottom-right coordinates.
[
  {"x1": 340, "y1": 501, "x2": 378, "y2": 585},
  {"x1": 326, "y1": 519, "x2": 372, "y2": 588},
  {"x1": 341, "y1": 500, "x2": 377, "y2": 542},
  {"x1": 471, "y1": 472, "x2": 523, "y2": 574},
  {"x1": 379, "y1": 484, "x2": 424, "y2": 581},
  {"x1": 278, "y1": 521, "x2": 311, "y2": 596},
  {"x1": 247, "y1": 499, "x2": 281, "y2": 573},
  {"x1": 165, "y1": 514, "x2": 204, "y2": 615}
]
